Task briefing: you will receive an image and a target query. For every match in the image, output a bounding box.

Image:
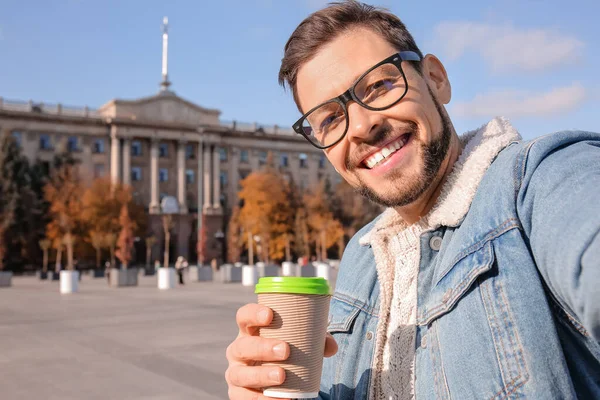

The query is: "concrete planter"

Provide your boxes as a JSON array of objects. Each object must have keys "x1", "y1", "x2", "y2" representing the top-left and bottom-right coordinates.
[
  {"x1": 218, "y1": 264, "x2": 242, "y2": 283},
  {"x1": 256, "y1": 263, "x2": 279, "y2": 278},
  {"x1": 315, "y1": 262, "x2": 331, "y2": 281},
  {"x1": 157, "y1": 268, "x2": 176, "y2": 290},
  {"x1": 300, "y1": 264, "x2": 316, "y2": 277},
  {"x1": 92, "y1": 269, "x2": 105, "y2": 278},
  {"x1": 242, "y1": 265, "x2": 257, "y2": 287},
  {"x1": 60, "y1": 270, "x2": 79, "y2": 294},
  {"x1": 0, "y1": 271, "x2": 13, "y2": 287},
  {"x1": 282, "y1": 262, "x2": 299, "y2": 277},
  {"x1": 110, "y1": 268, "x2": 139, "y2": 287},
  {"x1": 188, "y1": 266, "x2": 213, "y2": 282}
]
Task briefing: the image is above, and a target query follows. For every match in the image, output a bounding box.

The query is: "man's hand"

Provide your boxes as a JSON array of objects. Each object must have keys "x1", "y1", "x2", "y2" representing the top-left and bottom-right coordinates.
[{"x1": 225, "y1": 303, "x2": 338, "y2": 399}]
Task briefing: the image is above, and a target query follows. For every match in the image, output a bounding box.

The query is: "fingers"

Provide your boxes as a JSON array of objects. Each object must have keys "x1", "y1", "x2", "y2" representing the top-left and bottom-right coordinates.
[
  {"x1": 236, "y1": 304, "x2": 273, "y2": 336},
  {"x1": 226, "y1": 365, "x2": 285, "y2": 389},
  {"x1": 324, "y1": 333, "x2": 338, "y2": 358},
  {"x1": 227, "y1": 386, "x2": 279, "y2": 400},
  {"x1": 227, "y1": 336, "x2": 290, "y2": 363}
]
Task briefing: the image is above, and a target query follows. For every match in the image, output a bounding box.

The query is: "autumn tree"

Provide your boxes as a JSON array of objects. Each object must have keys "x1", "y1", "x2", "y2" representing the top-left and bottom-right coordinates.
[
  {"x1": 39, "y1": 239, "x2": 51, "y2": 273},
  {"x1": 236, "y1": 167, "x2": 295, "y2": 263},
  {"x1": 145, "y1": 236, "x2": 157, "y2": 268},
  {"x1": 304, "y1": 181, "x2": 344, "y2": 261},
  {"x1": 81, "y1": 178, "x2": 146, "y2": 267},
  {"x1": 162, "y1": 214, "x2": 174, "y2": 267},
  {"x1": 226, "y1": 205, "x2": 243, "y2": 263},
  {"x1": 115, "y1": 204, "x2": 135, "y2": 268},
  {"x1": 89, "y1": 230, "x2": 103, "y2": 269},
  {"x1": 44, "y1": 163, "x2": 84, "y2": 270}
]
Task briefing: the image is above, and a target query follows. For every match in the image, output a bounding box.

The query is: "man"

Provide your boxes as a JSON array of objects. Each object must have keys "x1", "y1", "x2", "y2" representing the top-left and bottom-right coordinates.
[{"x1": 226, "y1": 1, "x2": 600, "y2": 399}]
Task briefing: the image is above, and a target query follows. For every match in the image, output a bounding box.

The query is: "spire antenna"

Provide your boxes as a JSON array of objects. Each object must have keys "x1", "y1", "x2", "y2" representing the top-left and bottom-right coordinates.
[{"x1": 160, "y1": 16, "x2": 172, "y2": 92}]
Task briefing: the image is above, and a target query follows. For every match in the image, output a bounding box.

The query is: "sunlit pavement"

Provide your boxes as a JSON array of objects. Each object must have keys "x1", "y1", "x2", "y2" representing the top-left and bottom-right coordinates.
[{"x1": 0, "y1": 274, "x2": 257, "y2": 399}]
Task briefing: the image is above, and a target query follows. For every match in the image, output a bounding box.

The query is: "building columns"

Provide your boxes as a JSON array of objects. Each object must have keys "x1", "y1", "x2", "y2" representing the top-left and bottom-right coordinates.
[
  {"x1": 110, "y1": 127, "x2": 120, "y2": 185},
  {"x1": 122, "y1": 138, "x2": 131, "y2": 185},
  {"x1": 197, "y1": 140, "x2": 204, "y2": 212},
  {"x1": 212, "y1": 146, "x2": 221, "y2": 209},
  {"x1": 177, "y1": 140, "x2": 187, "y2": 213},
  {"x1": 149, "y1": 139, "x2": 160, "y2": 214},
  {"x1": 203, "y1": 144, "x2": 211, "y2": 211}
]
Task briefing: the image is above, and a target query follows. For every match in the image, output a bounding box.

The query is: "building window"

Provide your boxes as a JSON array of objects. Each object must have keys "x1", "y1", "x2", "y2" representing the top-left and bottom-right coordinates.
[
  {"x1": 159, "y1": 143, "x2": 169, "y2": 158},
  {"x1": 159, "y1": 168, "x2": 168, "y2": 182},
  {"x1": 93, "y1": 139, "x2": 105, "y2": 154},
  {"x1": 218, "y1": 147, "x2": 228, "y2": 161},
  {"x1": 67, "y1": 136, "x2": 80, "y2": 152},
  {"x1": 11, "y1": 131, "x2": 22, "y2": 147},
  {"x1": 240, "y1": 149, "x2": 249, "y2": 163},
  {"x1": 39, "y1": 134, "x2": 52, "y2": 150},
  {"x1": 258, "y1": 150, "x2": 267, "y2": 166},
  {"x1": 93, "y1": 163, "x2": 105, "y2": 178},
  {"x1": 131, "y1": 140, "x2": 142, "y2": 156},
  {"x1": 186, "y1": 169, "x2": 194, "y2": 184},
  {"x1": 220, "y1": 171, "x2": 228, "y2": 189},
  {"x1": 299, "y1": 153, "x2": 308, "y2": 169},
  {"x1": 239, "y1": 169, "x2": 250, "y2": 181},
  {"x1": 280, "y1": 153, "x2": 289, "y2": 168},
  {"x1": 319, "y1": 154, "x2": 326, "y2": 169},
  {"x1": 131, "y1": 167, "x2": 142, "y2": 181},
  {"x1": 186, "y1": 144, "x2": 195, "y2": 160}
]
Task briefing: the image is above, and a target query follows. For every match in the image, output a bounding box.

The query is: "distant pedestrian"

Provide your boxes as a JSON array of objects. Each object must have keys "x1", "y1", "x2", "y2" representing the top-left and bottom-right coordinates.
[
  {"x1": 175, "y1": 256, "x2": 185, "y2": 285},
  {"x1": 104, "y1": 261, "x2": 111, "y2": 285}
]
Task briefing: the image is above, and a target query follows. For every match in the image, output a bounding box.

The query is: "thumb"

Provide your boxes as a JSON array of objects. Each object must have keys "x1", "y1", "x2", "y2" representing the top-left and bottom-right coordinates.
[{"x1": 324, "y1": 333, "x2": 338, "y2": 358}]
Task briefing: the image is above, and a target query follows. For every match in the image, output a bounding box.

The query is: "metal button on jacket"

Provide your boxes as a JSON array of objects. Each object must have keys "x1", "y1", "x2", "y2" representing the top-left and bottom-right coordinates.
[{"x1": 429, "y1": 236, "x2": 443, "y2": 251}]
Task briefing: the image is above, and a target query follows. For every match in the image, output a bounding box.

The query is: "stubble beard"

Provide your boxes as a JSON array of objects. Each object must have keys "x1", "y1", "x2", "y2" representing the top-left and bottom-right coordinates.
[{"x1": 352, "y1": 91, "x2": 453, "y2": 208}]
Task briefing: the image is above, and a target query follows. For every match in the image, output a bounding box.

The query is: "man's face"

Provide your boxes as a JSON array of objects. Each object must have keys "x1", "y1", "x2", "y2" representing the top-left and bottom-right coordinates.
[{"x1": 296, "y1": 28, "x2": 453, "y2": 208}]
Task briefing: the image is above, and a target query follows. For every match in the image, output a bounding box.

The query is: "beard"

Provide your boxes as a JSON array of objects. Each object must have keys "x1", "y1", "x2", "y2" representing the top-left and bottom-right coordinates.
[{"x1": 350, "y1": 89, "x2": 453, "y2": 208}]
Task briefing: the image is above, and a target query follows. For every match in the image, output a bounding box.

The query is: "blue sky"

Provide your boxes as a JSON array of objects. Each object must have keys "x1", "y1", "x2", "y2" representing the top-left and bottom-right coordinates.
[{"x1": 1, "y1": 0, "x2": 598, "y2": 139}]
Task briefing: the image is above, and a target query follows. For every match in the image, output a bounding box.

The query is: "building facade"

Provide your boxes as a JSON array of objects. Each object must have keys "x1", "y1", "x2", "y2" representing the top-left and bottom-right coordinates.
[{"x1": 0, "y1": 92, "x2": 339, "y2": 265}]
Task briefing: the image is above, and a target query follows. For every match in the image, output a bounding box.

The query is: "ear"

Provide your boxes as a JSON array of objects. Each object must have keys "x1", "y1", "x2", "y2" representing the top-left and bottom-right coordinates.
[{"x1": 422, "y1": 54, "x2": 451, "y2": 104}]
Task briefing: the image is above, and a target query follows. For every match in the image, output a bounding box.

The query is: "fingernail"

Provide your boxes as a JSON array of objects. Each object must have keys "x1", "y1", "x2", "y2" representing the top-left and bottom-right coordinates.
[
  {"x1": 269, "y1": 369, "x2": 282, "y2": 383},
  {"x1": 258, "y1": 309, "x2": 270, "y2": 324},
  {"x1": 273, "y1": 343, "x2": 286, "y2": 359}
]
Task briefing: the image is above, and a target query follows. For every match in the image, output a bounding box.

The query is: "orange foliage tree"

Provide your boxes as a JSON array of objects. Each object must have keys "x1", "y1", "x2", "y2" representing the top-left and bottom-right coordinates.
[
  {"x1": 80, "y1": 178, "x2": 146, "y2": 267},
  {"x1": 235, "y1": 167, "x2": 295, "y2": 263},
  {"x1": 304, "y1": 181, "x2": 344, "y2": 261},
  {"x1": 115, "y1": 204, "x2": 135, "y2": 268},
  {"x1": 44, "y1": 164, "x2": 84, "y2": 270}
]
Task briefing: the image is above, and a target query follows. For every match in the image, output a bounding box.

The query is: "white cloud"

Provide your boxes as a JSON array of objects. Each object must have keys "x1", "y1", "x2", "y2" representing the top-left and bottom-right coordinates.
[
  {"x1": 432, "y1": 22, "x2": 584, "y2": 72},
  {"x1": 451, "y1": 83, "x2": 587, "y2": 118}
]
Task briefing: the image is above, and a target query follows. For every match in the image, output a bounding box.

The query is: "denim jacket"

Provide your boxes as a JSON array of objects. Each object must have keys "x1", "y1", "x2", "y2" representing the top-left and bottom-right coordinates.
[{"x1": 319, "y1": 124, "x2": 600, "y2": 399}]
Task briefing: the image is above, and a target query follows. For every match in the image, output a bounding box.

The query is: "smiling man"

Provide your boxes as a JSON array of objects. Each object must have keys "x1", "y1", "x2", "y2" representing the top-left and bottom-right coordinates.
[{"x1": 225, "y1": 1, "x2": 600, "y2": 399}]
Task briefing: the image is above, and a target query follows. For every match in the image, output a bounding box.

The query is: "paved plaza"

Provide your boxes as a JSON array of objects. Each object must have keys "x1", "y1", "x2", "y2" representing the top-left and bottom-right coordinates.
[{"x1": 0, "y1": 273, "x2": 258, "y2": 399}]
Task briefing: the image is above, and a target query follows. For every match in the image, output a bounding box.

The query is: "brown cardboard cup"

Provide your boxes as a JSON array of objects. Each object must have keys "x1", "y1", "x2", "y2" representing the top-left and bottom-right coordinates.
[{"x1": 258, "y1": 291, "x2": 330, "y2": 399}]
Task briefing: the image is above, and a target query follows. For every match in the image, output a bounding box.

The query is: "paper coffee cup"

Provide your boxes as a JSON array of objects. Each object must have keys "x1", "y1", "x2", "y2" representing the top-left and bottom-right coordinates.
[{"x1": 255, "y1": 277, "x2": 331, "y2": 399}]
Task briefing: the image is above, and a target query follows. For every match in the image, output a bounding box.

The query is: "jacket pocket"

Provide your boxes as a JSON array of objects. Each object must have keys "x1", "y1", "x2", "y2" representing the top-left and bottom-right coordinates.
[
  {"x1": 418, "y1": 239, "x2": 495, "y2": 326},
  {"x1": 327, "y1": 297, "x2": 361, "y2": 333}
]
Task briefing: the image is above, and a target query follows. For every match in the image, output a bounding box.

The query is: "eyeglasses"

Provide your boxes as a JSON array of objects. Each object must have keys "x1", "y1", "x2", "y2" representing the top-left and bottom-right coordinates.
[{"x1": 292, "y1": 51, "x2": 421, "y2": 149}]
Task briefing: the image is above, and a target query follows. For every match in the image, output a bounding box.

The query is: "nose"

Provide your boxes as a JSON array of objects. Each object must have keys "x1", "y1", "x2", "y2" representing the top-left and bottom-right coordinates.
[{"x1": 345, "y1": 102, "x2": 383, "y2": 144}]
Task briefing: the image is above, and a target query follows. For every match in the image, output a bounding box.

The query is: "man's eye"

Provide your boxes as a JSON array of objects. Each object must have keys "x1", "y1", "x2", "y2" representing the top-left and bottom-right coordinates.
[
  {"x1": 366, "y1": 78, "x2": 396, "y2": 95},
  {"x1": 320, "y1": 113, "x2": 343, "y2": 130}
]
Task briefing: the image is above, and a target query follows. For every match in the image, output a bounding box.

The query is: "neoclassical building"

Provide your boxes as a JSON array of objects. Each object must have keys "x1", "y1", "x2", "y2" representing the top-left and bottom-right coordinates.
[
  {"x1": 0, "y1": 91, "x2": 338, "y2": 264},
  {"x1": 0, "y1": 18, "x2": 339, "y2": 265}
]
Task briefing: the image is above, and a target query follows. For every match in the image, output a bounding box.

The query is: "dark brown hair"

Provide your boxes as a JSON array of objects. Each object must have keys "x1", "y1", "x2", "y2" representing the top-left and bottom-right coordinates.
[{"x1": 279, "y1": 0, "x2": 424, "y2": 109}]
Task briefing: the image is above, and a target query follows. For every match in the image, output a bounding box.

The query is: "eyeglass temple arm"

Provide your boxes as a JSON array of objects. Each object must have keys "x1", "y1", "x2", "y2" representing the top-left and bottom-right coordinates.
[{"x1": 399, "y1": 51, "x2": 421, "y2": 61}]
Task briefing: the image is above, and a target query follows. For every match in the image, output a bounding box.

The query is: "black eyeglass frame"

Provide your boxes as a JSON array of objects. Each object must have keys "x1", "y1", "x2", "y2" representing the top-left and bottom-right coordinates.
[{"x1": 292, "y1": 50, "x2": 421, "y2": 150}]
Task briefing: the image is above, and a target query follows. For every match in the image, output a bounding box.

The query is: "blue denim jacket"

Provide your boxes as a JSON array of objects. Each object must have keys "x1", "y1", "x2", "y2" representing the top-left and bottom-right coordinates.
[{"x1": 319, "y1": 130, "x2": 600, "y2": 399}]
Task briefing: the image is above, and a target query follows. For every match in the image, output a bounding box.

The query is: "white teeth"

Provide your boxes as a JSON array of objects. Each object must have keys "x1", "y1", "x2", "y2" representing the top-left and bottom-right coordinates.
[{"x1": 364, "y1": 135, "x2": 408, "y2": 169}]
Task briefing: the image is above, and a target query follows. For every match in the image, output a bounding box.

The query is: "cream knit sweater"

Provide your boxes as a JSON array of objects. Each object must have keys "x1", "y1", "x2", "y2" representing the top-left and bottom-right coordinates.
[{"x1": 359, "y1": 117, "x2": 521, "y2": 399}]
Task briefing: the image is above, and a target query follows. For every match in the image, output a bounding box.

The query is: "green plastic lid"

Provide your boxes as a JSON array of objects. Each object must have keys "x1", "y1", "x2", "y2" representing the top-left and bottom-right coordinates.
[{"x1": 255, "y1": 277, "x2": 331, "y2": 295}]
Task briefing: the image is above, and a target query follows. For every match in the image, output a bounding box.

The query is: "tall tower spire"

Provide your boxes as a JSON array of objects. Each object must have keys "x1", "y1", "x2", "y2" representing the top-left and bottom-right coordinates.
[{"x1": 160, "y1": 16, "x2": 172, "y2": 92}]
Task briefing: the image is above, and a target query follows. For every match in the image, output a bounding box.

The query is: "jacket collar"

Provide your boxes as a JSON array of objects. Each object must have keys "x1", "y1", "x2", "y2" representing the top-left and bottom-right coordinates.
[{"x1": 359, "y1": 117, "x2": 522, "y2": 246}]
